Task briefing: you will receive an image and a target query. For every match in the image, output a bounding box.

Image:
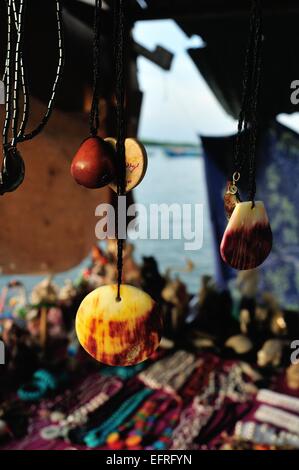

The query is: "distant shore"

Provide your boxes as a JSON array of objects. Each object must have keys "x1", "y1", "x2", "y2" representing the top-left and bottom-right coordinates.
[{"x1": 141, "y1": 139, "x2": 201, "y2": 148}]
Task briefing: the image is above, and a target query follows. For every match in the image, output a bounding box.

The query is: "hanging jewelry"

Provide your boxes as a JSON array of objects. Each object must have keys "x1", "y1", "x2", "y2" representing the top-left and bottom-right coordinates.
[
  {"x1": 75, "y1": 0, "x2": 162, "y2": 366},
  {"x1": 1, "y1": 0, "x2": 64, "y2": 195},
  {"x1": 1, "y1": 0, "x2": 25, "y2": 194},
  {"x1": 71, "y1": 0, "x2": 116, "y2": 188},
  {"x1": 220, "y1": 0, "x2": 272, "y2": 270}
]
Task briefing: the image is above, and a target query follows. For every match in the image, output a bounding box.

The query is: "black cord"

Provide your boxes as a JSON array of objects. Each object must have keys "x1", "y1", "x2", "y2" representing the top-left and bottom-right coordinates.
[
  {"x1": 89, "y1": 0, "x2": 102, "y2": 137},
  {"x1": 11, "y1": 0, "x2": 29, "y2": 140},
  {"x1": 2, "y1": 0, "x2": 13, "y2": 149},
  {"x1": 11, "y1": 0, "x2": 25, "y2": 147},
  {"x1": 248, "y1": 2, "x2": 262, "y2": 203},
  {"x1": 233, "y1": 0, "x2": 263, "y2": 206},
  {"x1": 17, "y1": 0, "x2": 64, "y2": 143},
  {"x1": 114, "y1": 0, "x2": 126, "y2": 301}
]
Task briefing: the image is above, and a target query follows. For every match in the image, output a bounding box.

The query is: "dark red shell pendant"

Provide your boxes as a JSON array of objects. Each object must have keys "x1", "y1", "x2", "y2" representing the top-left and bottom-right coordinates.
[
  {"x1": 220, "y1": 201, "x2": 272, "y2": 270},
  {"x1": 71, "y1": 136, "x2": 115, "y2": 189}
]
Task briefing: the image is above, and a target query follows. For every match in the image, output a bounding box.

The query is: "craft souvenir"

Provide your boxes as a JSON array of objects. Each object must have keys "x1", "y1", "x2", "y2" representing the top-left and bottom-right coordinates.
[
  {"x1": 225, "y1": 334, "x2": 253, "y2": 355},
  {"x1": 71, "y1": 136, "x2": 116, "y2": 188},
  {"x1": 30, "y1": 277, "x2": 59, "y2": 305},
  {"x1": 76, "y1": 284, "x2": 162, "y2": 365},
  {"x1": 220, "y1": 201, "x2": 272, "y2": 270},
  {"x1": 286, "y1": 363, "x2": 299, "y2": 390},
  {"x1": 220, "y1": 1, "x2": 272, "y2": 270},
  {"x1": 257, "y1": 339, "x2": 284, "y2": 368},
  {"x1": 105, "y1": 137, "x2": 148, "y2": 193}
]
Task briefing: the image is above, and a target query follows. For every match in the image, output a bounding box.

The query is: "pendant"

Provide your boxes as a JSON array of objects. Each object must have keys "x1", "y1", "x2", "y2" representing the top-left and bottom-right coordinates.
[
  {"x1": 71, "y1": 136, "x2": 115, "y2": 189},
  {"x1": 220, "y1": 201, "x2": 272, "y2": 270},
  {"x1": 0, "y1": 147, "x2": 25, "y2": 195},
  {"x1": 105, "y1": 138, "x2": 148, "y2": 193},
  {"x1": 75, "y1": 284, "x2": 162, "y2": 366},
  {"x1": 224, "y1": 181, "x2": 240, "y2": 220}
]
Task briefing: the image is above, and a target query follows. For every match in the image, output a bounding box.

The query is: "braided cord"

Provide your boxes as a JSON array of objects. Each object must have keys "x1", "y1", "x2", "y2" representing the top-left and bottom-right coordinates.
[
  {"x1": 3, "y1": 0, "x2": 13, "y2": 148},
  {"x1": 89, "y1": 0, "x2": 102, "y2": 136},
  {"x1": 233, "y1": 0, "x2": 263, "y2": 205},
  {"x1": 11, "y1": 0, "x2": 29, "y2": 139},
  {"x1": 11, "y1": 0, "x2": 25, "y2": 146},
  {"x1": 17, "y1": 0, "x2": 64, "y2": 143},
  {"x1": 114, "y1": 0, "x2": 126, "y2": 301}
]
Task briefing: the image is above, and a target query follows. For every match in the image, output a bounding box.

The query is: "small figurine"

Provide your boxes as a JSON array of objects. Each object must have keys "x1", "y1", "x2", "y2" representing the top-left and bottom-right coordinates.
[
  {"x1": 161, "y1": 277, "x2": 189, "y2": 337},
  {"x1": 257, "y1": 339, "x2": 285, "y2": 368},
  {"x1": 286, "y1": 363, "x2": 299, "y2": 390},
  {"x1": 31, "y1": 276, "x2": 59, "y2": 305},
  {"x1": 225, "y1": 334, "x2": 253, "y2": 355}
]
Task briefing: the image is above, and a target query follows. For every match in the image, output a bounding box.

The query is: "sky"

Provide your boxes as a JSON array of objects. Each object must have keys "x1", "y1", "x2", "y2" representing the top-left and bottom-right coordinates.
[{"x1": 133, "y1": 19, "x2": 299, "y2": 144}]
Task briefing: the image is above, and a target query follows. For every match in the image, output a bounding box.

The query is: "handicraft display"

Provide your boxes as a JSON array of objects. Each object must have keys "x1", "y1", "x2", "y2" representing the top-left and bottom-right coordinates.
[{"x1": 72, "y1": 0, "x2": 162, "y2": 365}]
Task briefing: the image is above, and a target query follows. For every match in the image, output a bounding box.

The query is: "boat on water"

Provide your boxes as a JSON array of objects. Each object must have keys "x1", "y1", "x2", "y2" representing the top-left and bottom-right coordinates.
[{"x1": 164, "y1": 146, "x2": 201, "y2": 158}]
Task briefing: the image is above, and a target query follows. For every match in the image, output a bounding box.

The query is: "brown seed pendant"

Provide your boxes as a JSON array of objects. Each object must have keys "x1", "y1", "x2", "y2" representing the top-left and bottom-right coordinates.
[
  {"x1": 71, "y1": 136, "x2": 116, "y2": 189},
  {"x1": 220, "y1": 201, "x2": 272, "y2": 270},
  {"x1": 105, "y1": 138, "x2": 148, "y2": 193},
  {"x1": 75, "y1": 284, "x2": 162, "y2": 366}
]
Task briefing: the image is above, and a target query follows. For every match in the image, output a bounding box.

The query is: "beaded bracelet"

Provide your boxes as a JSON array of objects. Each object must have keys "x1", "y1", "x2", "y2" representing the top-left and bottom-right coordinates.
[
  {"x1": 138, "y1": 350, "x2": 198, "y2": 393},
  {"x1": 171, "y1": 397, "x2": 215, "y2": 450},
  {"x1": 18, "y1": 381, "x2": 49, "y2": 402},
  {"x1": 101, "y1": 363, "x2": 145, "y2": 380},
  {"x1": 18, "y1": 369, "x2": 59, "y2": 401},
  {"x1": 234, "y1": 421, "x2": 299, "y2": 449}
]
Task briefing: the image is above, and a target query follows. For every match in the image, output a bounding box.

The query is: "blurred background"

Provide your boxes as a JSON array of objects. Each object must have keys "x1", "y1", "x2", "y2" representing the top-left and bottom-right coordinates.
[{"x1": 0, "y1": 0, "x2": 299, "y2": 451}]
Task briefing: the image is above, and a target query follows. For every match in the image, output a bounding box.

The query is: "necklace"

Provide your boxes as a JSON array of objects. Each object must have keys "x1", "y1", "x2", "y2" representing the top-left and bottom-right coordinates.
[
  {"x1": 220, "y1": 0, "x2": 272, "y2": 271},
  {"x1": 40, "y1": 376, "x2": 122, "y2": 441},
  {"x1": 83, "y1": 387, "x2": 152, "y2": 448},
  {"x1": 1, "y1": 0, "x2": 64, "y2": 195},
  {"x1": 106, "y1": 390, "x2": 180, "y2": 450}
]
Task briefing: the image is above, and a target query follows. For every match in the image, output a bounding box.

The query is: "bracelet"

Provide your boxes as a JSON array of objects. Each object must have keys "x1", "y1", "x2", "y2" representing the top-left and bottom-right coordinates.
[
  {"x1": 138, "y1": 351, "x2": 197, "y2": 392},
  {"x1": 18, "y1": 369, "x2": 61, "y2": 402},
  {"x1": 101, "y1": 363, "x2": 145, "y2": 380},
  {"x1": 257, "y1": 389, "x2": 299, "y2": 414},
  {"x1": 234, "y1": 420, "x2": 299, "y2": 449},
  {"x1": 18, "y1": 381, "x2": 49, "y2": 401},
  {"x1": 171, "y1": 398, "x2": 214, "y2": 450},
  {"x1": 255, "y1": 405, "x2": 299, "y2": 435}
]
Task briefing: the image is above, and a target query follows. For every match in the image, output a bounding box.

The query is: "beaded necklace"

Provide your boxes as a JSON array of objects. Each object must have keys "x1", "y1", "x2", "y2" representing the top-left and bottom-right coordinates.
[
  {"x1": 105, "y1": 390, "x2": 181, "y2": 450},
  {"x1": 40, "y1": 376, "x2": 122, "y2": 441},
  {"x1": 83, "y1": 388, "x2": 152, "y2": 448}
]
